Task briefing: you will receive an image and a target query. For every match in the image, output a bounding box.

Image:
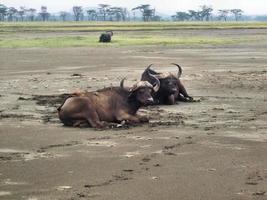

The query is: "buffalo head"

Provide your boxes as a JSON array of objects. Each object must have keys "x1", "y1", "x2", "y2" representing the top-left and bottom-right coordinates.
[
  {"x1": 106, "y1": 30, "x2": 113, "y2": 36},
  {"x1": 144, "y1": 63, "x2": 182, "y2": 95},
  {"x1": 120, "y1": 76, "x2": 160, "y2": 105}
]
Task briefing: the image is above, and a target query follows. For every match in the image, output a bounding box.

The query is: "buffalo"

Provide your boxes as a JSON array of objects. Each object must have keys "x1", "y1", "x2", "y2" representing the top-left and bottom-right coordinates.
[
  {"x1": 57, "y1": 78, "x2": 160, "y2": 128},
  {"x1": 141, "y1": 63, "x2": 193, "y2": 105},
  {"x1": 99, "y1": 31, "x2": 113, "y2": 43}
]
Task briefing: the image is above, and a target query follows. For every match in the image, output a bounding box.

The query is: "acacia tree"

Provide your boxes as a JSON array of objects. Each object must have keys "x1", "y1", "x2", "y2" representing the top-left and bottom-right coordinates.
[
  {"x1": 17, "y1": 7, "x2": 26, "y2": 21},
  {"x1": 60, "y1": 11, "x2": 68, "y2": 21},
  {"x1": 39, "y1": 6, "x2": 49, "y2": 21},
  {"x1": 87, "y1": 9, "x2": 97, "y2": 21},
  {"x1": 132, "y1": 4, "x2": 155, "y2": 21},
  {"x1": 106, "y1": 7, "x2": 126, "y2": 21},
  {"x1": 218, "y1": 9, "x2": 230, "y2": 21},
  {"x1": 230, "y1": 9, "x2": 243, "y2": 21},
  {"x1": 172, "y1": 11, "x2": 190, "y2": 21},
  {"x1": 98, "y1": 4, "x2": 110, "y2": 21},
  {"x1": 7, "y1": 7, "x2": 17, "y2": 21},
  {"x1": 199, "y1": 5, "x2": 213, "y2": 21},
  {"x1": 73, "y1": 6, "x2": 83, "y2": 21},
  {"x1": 0, "y1": 4, "x2": 7, "y2": 21},
  {"x1": 188, "y1": 10, "x2": 201, "y2": 21},
  {"x1": 27, "y1": 8, "x2": 36, "y2": 21}
]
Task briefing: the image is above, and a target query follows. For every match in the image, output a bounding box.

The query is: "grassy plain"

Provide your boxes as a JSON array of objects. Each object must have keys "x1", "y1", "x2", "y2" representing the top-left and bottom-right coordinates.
[{"x1": 0, "y1": 21, "x2": 266, "y2": 48}]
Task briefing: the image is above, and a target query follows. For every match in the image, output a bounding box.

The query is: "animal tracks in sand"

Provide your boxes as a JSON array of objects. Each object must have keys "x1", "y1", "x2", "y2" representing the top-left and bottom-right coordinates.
[
  {"x1": 2, "y1": 179, "x2": 28, "y2": 186},
  {"x1": 0, "y1": 148, "x2": 65, "y2": 162},
  {"x1": 86, "y1": 140, "x2": 117, "y2": 147}
]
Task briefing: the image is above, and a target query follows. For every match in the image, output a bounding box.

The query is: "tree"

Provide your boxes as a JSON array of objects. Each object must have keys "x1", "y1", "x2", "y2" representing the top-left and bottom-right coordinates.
[
  {"x1": 152, "y1": 15, "x2": 161, "y2": 21},
  {"x1": 132, "y1": 4, "x2": 155, "y2": 21},
  {"x1": 188, "y1": 10, "x2": 201, "y2": 21},
  {"x1": 73, "y1": 6, "x2": 83, "y2": 21},
  {"x1": 60, "y1": 11, "x2": 68, "y2": 21},
  {"x1": 172, "y1": 11, "x2": 190, "y2": 21},
  {"x1": 7, "y1": 7, "x2": 17, "y2": 21},
  {"x1": 39, "y1": 6, "x2": 49, "y2": 21},
  {"x1": 98, "y1": 4, "x2": 110, "y2": 21},
  {"x1": 87, "y1": 9, "x2": 97, "y2": 21},
  {"x1": 18, "y1": 7, "x2": 26, "y2": 21},
  {"x1": 0, "y1": 4, "x2": 7, "y2": 21},
  {"x1": 230, "y1": 9, "x2": 243, "y2": 21},
  {"x1": 27, "y1": 8, "x2": 36, "y2": 21},
  {"x1": 218, "y1": 9, "x2": 230, "y2": 21},
  {"x1": 199, "y1": 5, "x2": 213, "y2": 21},
  {"x1": 106, "y1": 7, "x2": 126, "y2": 21}
]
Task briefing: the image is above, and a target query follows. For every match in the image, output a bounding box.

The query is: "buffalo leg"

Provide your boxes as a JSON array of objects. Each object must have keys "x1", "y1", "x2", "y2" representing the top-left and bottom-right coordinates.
[
  {"x1": 73, "y1": 120, "x2": 89, "y2": 127},
  {"x1": 83, "y1": 110, "x2": 106, "y2": 129},
  {"x1": 176, "y1": 94, "x2": 193, "y2": 102},
  {"x1": 166, "y1": 95, "x2": 175, "y2": 105},
  {"x1": 116, "y1": 112, "x2": 140, "y2": 124},
  {"x1": 177, "y1": 80, "x2": 193, "y2": 101}
]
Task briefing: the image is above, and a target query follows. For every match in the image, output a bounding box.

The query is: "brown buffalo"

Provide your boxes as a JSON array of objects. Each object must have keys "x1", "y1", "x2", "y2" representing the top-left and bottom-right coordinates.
[
  {"x1": 141, "y1": 63, "x2": 193, "y2": 105},
  {"x1": 57, "y1": 78, "x2": 160, "y2": 128}
]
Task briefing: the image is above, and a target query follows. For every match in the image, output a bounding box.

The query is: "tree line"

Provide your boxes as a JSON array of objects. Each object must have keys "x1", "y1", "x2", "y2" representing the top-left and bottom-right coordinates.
[
  {"x1": 0, "y1": 3, "x2": 262, "y2": 22},
  {"x1": 171, "y1": 6, "x2": 243, "y2": 21}
]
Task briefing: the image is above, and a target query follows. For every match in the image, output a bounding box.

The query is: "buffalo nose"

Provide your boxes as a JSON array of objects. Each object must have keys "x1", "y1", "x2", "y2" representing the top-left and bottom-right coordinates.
[
  {"x1": 147, "y1": 97, "x2": 154, "y2": 103},
  {"x1": 171, "y1": 88, "x2": 177, "y2": 93}
]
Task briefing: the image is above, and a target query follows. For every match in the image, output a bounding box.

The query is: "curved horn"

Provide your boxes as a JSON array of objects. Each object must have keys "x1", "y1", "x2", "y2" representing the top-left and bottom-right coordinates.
[
  {"x1": 148, "y1": 70, "x2": 160, "y2": 92},
  {"x1": 146, "y1": 64, "x2": 154, "y2": 72},
  {"x1": 171, "y1": 63, "x2": 182, "y2": 78},
  {"x1": 120, "y1": 77, "x2": 126, "y2": 89}
]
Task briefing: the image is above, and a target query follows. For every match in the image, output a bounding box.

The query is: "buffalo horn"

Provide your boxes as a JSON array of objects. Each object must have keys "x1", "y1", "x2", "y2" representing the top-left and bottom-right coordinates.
[
  {"x1": 171, "y1": 63, "x2": 182, "y2": 79},
  {"x1": 120, "y1": 77, "x2": 126, "y2": 89},
  {"x1": 147, "y1": 69, "x2": 160, "y2": 92}
]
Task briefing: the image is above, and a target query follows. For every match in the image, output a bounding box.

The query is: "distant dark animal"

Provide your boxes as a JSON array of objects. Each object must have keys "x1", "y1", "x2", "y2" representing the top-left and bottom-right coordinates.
[
  {"x1": 141, "y1": 63, "x2": 193, "y2": 105},
  {"x1": 99, "y1": 31, "x2": 113, "y2": 43},
  {"x1": 57, "y1": 78, "x2": 160, "y2": 128}
]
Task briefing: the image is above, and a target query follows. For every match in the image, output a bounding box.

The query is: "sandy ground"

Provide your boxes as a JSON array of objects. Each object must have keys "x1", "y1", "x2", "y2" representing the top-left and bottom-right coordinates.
[{"x1": 0, "y1": 29, "x2": 267, "y2": 200}]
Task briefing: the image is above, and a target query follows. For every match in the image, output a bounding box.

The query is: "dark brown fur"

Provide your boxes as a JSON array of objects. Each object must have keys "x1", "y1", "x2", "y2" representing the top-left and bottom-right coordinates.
[
  {"x1": 57, "y1": 84, "x2": 154, "y2": 128},
  {"x1": 141, "y1": 64, "x2": 193, "y2": 105},
  {"x1": 99, "y1": 31, "x2": 113, "y2": 43}
]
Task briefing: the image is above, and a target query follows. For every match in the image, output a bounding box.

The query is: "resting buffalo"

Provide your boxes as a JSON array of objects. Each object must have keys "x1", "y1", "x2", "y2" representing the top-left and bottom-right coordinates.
[
  {"x1": 141, "y1": 63, "x2": 193, "y2": 105},
  {"x1": 99, "y1": 31, "x2": 113, "y2": 43},
  {"x1": 57, "y1": 78, "x2": 160, "y2": 128}
]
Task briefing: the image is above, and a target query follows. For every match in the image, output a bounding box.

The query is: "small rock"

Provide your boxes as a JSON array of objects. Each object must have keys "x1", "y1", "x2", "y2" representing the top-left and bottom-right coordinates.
[
  {"x1": 18, "y1": 97, "x2": 29, "y2": 100},
  {"x1": 71, "y1": 73, "x2": 82, "y2": 77},
  {"x1": 123, "y1": 169, "x2": 134, "y2": 172},
  {"x1": 56, "y1": 186, "x2": 72, "y2": 191},
  {"x1": 252, "y1": 191, "x2": 265, "y2": 196},
  {"x1": 245, "y1": 182, "x2": 258, "y2": 185},
  {"x1": 208, "y1": 168, "x2": 216, "y2": 171},
  {"x1": 207, "y1": 132, "x2": 215, "y2": 135}
]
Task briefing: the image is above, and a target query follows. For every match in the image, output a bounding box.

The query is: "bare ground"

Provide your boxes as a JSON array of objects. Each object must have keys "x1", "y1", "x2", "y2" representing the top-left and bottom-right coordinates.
[{"x1": 0, "y1": 29, "x2": 267, "y2": 200}]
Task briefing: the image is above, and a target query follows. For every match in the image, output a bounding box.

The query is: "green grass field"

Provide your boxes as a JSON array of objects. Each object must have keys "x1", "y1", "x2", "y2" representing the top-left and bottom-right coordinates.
[
  {"x1": 0, "y1": 21, "x2": 266, "y2": 48},
  {"x1": 1, "y1": 21, "x2": 267, "y2": 32}
]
